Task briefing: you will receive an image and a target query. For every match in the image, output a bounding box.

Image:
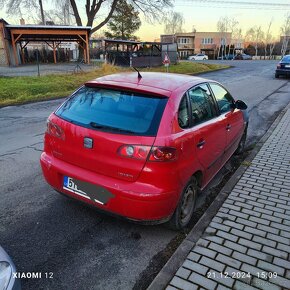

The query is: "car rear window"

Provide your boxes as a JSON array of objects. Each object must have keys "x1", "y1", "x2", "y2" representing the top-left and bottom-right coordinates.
[
  {"x1": 55, "y1": 86, "x2": 168, "y2": 136},
  {"x1": 282, "y1": 55, "x2": 290, "y2": 62}
]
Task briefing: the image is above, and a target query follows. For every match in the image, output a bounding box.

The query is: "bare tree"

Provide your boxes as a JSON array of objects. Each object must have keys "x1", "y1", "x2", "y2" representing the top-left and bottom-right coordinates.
[
  {"x1": 163, "y1": 11, "x2": 185, "y2": 34},
  {"x1": 217, "y1": 16, "x2": 230, "y2": 59},
  {"x1": 227, "y1": 17, "x2": 239, "y2": 58},
  {"x1": 245, "y1": 26, "x2": 264, "y2": 57},
  {"x1": 280, "y1": 13, "x2": 290, "y2": 57},
  {"x1": 1, "y1": 0, "x2": 172, "y2": 35},
  {"x1": 263, "y1": 21, "x2": 272, "y2": 58},
  {"x1": 233, "y1": 28, "x2": 243, "y2": 51},
  {"x1": 263, "y1": 20, "x2": 277, "y2": 59}
]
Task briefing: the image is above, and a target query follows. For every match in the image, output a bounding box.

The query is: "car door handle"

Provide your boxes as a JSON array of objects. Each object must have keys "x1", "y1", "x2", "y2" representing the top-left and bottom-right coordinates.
[
  {"x1": 226, "y1": 124, "x2": 231, "y2": 131},
  {"x1": 197, "y1": 139, "x2": 206, "y2": 148}
]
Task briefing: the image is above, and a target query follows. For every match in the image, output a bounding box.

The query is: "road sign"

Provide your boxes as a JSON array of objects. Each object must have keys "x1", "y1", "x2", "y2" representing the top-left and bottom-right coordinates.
[{"x1": 163, "y1": 53, "x2": 170, "y2": 65}]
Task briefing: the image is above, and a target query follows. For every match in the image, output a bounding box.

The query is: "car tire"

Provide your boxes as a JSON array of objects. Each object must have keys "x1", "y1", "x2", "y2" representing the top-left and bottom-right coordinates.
[
  {"x1": 235, "y1": 124, "x2": 248, "y2": 155},
  {"x1": 275, "y1": 73, "x2": 279, "y2": 78},
  {"x1": 203, "y1": 58, "x2": 206, "y2": 60},
  {"x1": 167, "y1": 177, "x2": 198, "y2": 230}
]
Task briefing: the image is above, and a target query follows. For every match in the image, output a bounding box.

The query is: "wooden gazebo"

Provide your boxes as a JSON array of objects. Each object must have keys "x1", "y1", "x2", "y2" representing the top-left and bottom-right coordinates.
[{"x1": 6, "y1": 24, "x2": 91, "y2": 65}]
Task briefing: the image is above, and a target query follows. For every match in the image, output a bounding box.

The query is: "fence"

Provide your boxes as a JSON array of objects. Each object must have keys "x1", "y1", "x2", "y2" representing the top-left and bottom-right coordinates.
[{"x1": 105, "y1": 50, "x2": 178, "y2": 68}]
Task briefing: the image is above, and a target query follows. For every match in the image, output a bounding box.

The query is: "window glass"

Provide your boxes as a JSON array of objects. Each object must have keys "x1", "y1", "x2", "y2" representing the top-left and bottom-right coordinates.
[
  {"x1": 188, "y1": 85, "x2": 215, "y2": 125},
  {"x1": 178, "y1": 95, "x2": 189, "y2": 128},
  {"x1": 55, "y1": 87, "x2": 167, "y2": 136},
  {"x1": 210, "y1": 83, "x2": 234, "y2": 114},
  {"x1": 282, "y1": 55, "x2": 290, "y2": 62}
]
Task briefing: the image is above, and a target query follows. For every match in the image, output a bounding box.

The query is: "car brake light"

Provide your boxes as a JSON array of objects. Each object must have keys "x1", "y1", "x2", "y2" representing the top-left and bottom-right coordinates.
[
  {"x1": 149, "y1": 147, "x2": 177, "y2": 161},
  {"x1": 118, "y1": 145, "x2": 151, "y2": 160},
  {"x1": 118, "y1": 145, "x2": 177, "y2": 161},
  {"x1": 277, "y1": 64, "x2": 281, "y2": 68},
  {"x1": 47, "y1": 120, "x2": 65, "y2": 140}
]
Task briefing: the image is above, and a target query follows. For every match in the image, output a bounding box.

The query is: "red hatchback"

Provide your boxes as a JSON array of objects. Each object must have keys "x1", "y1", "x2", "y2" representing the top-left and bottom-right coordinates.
[{"x1": 40, "y1": 72, "x2": 248, "y2": 229}]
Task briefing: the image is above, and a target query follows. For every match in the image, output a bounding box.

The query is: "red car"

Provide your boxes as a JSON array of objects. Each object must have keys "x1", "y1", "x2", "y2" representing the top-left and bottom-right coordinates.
[{"x1": 40, "y1": 72, "x2": 248, "y2": 229}]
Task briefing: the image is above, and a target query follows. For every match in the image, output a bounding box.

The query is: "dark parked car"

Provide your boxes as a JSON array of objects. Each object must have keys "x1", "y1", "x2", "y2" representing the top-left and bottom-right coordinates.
[
  {"x1": 234, "y1": 53, "x2": 252, "y2": 60},
  {"x1": 217, "y1": 54, "x2": 234, "y2": 60},
  {"x1": 0, "y1": 246, "x2": 21, "y2": 290},
  {"x1": 275, "y1": 55, "x2": 290, "y2": 78},
  {"x1": 41, "y1": 72, "x2": 248, "y2": 229}
]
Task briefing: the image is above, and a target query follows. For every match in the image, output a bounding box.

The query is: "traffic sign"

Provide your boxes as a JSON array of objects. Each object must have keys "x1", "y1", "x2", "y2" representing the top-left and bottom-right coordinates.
[{"x1": 163, "y1": 53, "x2": 170, "y2": 65}]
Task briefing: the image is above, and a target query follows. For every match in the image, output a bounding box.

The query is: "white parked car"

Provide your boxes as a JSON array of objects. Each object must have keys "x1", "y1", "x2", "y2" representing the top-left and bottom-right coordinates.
[{"x1": 188, "y1": 53, "x2": 208, "y2": 60}]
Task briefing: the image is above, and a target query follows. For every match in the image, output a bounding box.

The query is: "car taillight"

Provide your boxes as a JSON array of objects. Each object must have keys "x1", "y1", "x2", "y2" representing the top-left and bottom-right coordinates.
[
  {"x1": 118, "y1": 145, "x2": 151, "y2": 160},
  {"x1": 149, "y1": 147, "x2": 177, "y2": 161},
  {"x1": 118, "y1": 145, "x2": 177, "y2": 162},
  {"x1": 46, "y1": 120, "x2": 65, "y2": 140},
  {"x1": 277, "y1": 64, "x2": 281, "y2": 68}
]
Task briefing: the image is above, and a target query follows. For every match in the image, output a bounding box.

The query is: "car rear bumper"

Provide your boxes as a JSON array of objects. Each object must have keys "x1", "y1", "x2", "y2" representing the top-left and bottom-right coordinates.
[
  {"x1": 276, "y1": 69, "x2": 290, "y2": 75},
  {"x1": 40, "y1": 152, "x2": 177, "y2": 222}
]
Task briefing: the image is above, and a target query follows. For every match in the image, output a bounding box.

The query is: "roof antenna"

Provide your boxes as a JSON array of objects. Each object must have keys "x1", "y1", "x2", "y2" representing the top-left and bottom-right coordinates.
[{"x1": 132, "y1": 66, "x2": 142, "y2": 79}]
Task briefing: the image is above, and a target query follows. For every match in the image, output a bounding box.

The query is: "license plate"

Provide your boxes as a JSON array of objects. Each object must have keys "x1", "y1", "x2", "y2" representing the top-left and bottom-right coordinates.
[
  {"x1": 63, "y1": 176, "x2": 114, "y2": 205},
  {"x1": 63, "y1": 176, "x2": 92, "y2": 200}
]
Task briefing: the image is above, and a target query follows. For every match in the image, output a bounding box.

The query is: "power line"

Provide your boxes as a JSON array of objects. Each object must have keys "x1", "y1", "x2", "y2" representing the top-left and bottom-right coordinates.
[{"x1": 175, "y1": 0, "x2": 290, "y2": 10}]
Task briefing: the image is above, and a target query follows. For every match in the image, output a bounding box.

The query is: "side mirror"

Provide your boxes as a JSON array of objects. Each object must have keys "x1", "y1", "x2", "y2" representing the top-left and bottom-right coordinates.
[{"x1": 235, "y1": 100, "x2": 248, "y2": 110}]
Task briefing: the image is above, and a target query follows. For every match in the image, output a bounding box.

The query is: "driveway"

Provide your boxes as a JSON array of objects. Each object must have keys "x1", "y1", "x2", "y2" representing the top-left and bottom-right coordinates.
[{"x1": 0, "y1": 60, "x2": 289, "y2": 290}]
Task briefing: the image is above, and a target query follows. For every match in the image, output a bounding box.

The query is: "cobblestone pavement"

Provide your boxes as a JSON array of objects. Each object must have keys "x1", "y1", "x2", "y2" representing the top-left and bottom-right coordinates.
[{"x1": 154, "y1": 108, "x2": 290, "y2": 290}]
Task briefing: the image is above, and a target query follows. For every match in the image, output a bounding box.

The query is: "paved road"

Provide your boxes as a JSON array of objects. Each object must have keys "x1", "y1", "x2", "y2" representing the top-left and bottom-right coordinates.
[{"x1": 0, "y1": 60, "x2": 289, "y2": 290}]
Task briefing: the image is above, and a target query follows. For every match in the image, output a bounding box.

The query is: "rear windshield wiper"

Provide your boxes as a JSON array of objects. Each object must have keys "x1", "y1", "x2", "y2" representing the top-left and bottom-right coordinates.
[{"x1": 89, "y1": 122, "x2": 136, "y2": 134}]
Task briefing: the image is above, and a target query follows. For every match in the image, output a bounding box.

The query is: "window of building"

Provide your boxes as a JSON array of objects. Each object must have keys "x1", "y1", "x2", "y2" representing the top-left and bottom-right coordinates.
[
  {"x1": 178, "y1": 38, "x2": 190, "y2": 44},
  {"x1": 202, "y1": 38, "x2": 213, "y2": 44}
]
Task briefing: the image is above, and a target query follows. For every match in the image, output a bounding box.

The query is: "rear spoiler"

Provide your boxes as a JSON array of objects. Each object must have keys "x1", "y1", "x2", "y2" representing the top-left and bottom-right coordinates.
[{"x1": 85, "y1": 80, "x2": 170, "y2": 98}]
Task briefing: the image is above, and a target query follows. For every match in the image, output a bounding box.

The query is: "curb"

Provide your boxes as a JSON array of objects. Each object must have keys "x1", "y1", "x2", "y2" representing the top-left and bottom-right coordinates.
[{"x1": 147, "y1": 102, "x2": 290, "y2": 290}]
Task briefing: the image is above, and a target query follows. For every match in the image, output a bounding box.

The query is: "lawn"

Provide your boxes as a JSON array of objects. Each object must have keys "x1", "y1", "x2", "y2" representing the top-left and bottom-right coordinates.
[{"x1": 0, "y1": 62, "x2": 229, "y2": 107}]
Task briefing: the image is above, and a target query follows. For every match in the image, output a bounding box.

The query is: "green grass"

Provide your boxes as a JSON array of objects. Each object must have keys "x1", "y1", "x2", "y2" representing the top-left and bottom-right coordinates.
[
  {"x1": 144, "y1": 62, "x2": 229, "y2": 74},
  {"x1": 0, "y1": 62, "x2": 229, "y2": 106}
]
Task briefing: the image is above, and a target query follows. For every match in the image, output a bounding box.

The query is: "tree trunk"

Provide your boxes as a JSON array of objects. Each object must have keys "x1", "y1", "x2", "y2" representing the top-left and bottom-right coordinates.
[
  {"x1": 39, "y1": 0, "x2": 45, "y2": 25},
  {"x1": 217, "y1": 45, "x2": 221, "y2": 59},
  {"x1": 70, "y1": 0, "x2": 83, "y2": 26}
]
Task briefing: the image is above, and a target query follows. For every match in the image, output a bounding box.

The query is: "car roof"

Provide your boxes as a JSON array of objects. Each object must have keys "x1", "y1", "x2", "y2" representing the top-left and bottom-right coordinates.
[{"x1": 85, "y1": 72, "x2": 207, "y2": 97}]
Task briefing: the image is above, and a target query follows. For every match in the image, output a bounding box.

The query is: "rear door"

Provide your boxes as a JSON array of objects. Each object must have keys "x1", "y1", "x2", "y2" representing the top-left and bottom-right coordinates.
[
  {"x1": 51, "y1": 86, "x2": 167, "y2": 182},
  {"x1": 187, "y1": 84, "x2": 226, "y2": 185},
  {"x1": 209, "y1": 83, "x2": 244, "y2": 163}
]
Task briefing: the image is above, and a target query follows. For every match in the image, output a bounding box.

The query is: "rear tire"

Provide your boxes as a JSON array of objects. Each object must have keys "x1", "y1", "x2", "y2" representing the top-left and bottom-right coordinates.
[
  {"x1": 167, "y1": 177, "x2": 198, "y2": 230},
  {"x1": 235, "y1": 125, "x2": 247, "y2": 155}
]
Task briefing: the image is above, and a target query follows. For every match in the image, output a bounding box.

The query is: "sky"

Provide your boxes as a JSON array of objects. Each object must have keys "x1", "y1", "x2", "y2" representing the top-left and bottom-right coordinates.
[
  {"x1": 136, "y1": 0, "x2": 290, "y2": 41},
  {"x1": 1, "y1": 0, "x2": 290, "y2": 41}
]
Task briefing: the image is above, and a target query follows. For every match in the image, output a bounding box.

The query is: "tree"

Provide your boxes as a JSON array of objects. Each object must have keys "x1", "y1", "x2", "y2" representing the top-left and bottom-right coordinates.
[
  {"x1": 280, "y1": 13, "x2": 290, "y2": 57},
  {"x1": 1, "y1": 0, "x2": 172, "y2": 35},
  {"x1": 217, "y1": 16, "x2": 230, "y2": 59},
  {"x1": 227, "y1": 17, "x2": 239, "y2": 58},
  {"x1": 263, "y1": 20, "x2": 276, "y2": 59},
  {"x1": 163, "y1": 11, "x2": 184, "y2": 34},
  {"x1": 104, "y1": 0, "x2": 141, "y2": 40},
  {"x1": 245, "y1": 26, "x2": 264, "y2": 57}
]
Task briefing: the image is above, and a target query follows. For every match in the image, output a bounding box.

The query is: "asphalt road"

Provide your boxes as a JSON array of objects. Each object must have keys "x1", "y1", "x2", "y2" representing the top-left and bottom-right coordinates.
[{"x1": 1, "y1": 60, "x2": 289, "y2": 290}]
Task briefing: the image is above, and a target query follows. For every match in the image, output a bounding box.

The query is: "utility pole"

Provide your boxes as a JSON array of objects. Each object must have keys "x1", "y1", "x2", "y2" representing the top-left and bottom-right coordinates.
[{"x1": 39, "y1": 0, "x2": 45, "y2": 25}]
